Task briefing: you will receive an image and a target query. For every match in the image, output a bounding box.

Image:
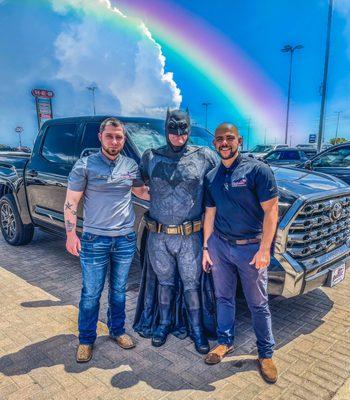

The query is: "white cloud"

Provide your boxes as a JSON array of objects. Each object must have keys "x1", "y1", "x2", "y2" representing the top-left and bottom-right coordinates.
[
  {"x1": 52, "y1": 0, "x2": 181, "y2": 117},
  {"x1": 0, "y1": 0, "x2": 181, "y2": 146}
]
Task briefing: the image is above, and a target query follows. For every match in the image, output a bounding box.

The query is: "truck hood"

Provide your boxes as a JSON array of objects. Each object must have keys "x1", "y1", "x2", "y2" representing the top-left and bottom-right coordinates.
[
  {"x1": 0, "y1": 153, "x2": 29, "y2": 171},
  {"x1": 273, "y1": 166, "x2": 348, "y2": 199}
]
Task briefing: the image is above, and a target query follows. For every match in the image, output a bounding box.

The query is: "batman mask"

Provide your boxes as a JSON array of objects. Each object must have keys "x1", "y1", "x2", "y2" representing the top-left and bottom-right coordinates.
[{"x1": 165, "y1": 108, "x2": 191, "y2": 152}]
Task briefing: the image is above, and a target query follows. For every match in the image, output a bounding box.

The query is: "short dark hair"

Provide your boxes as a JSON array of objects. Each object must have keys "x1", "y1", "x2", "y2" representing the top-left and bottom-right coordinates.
[
  {"x1": 99, "y1": 117, "x2": 124, "y2": 134},
  {"x1": 215, "y1": 122, "x2": 241, "y2": 137}
]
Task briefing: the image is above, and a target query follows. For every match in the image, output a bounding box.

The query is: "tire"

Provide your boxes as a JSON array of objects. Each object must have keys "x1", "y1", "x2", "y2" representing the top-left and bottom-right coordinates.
[{"x1": 0, "y1": 194, "x2": 34, "y2": 246}]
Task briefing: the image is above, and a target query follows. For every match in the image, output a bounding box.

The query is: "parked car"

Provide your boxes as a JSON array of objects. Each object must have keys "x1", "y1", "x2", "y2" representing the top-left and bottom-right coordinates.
[
  {"x1": 246, "y1": 144, "x2": 289, "y2": 158},
  {"x1": 298, "y1": 142, "x2": 350, "y2": 185},
  {"x1": 262, "y1": 148, "x2": 309, "y2": 166},
  {"x1": 296, "y1": 144, "x2": 318, "y2": 159},
  {"x1": 0, "y1": 116, "x2": 349, "y2": 298}
]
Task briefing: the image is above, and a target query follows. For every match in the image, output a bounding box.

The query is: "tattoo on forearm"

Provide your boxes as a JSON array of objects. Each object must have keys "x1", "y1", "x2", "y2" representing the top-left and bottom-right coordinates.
[
  {"x1": 65, "y1": 220, "x2": 75, "y2": 232},
  {"x1": 64, "y1": 202, "x2": 77, "y2": 216}
]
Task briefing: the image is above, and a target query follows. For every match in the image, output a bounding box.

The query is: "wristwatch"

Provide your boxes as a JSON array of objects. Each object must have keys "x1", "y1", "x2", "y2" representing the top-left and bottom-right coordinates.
[{"x1": 202, "y1": 246, "x2": 209, "y2": 251}]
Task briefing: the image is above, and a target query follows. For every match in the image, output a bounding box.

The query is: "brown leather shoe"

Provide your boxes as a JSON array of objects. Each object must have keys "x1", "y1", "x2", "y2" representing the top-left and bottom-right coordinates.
[
  {"x1": 111, "y1": 333, "x2": 136, "y2": 349},
  {"x1": 76, "y1": 344, "x2": 93, "y2": 363},
  {"x1": 204, "y1": 344, "x2": 234, "y2": 365},
  {"x1": 258, "y1": 358, "x2": 278, "y2": 383}
]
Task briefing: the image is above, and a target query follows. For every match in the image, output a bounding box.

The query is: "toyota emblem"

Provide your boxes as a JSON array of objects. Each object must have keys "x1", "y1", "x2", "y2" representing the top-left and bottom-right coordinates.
[{"x1": 330, "y1": 202, "x2": 343, "y2": 221}]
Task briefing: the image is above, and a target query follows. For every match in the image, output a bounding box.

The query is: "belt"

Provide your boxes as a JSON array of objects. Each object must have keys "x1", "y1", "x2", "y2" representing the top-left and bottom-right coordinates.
[
  {"x1": 144, "y1": 214, "x2": 202, "y2": 236},
  {"x1": 215, "y1": 231, "x2": 261, "y2": 246}
]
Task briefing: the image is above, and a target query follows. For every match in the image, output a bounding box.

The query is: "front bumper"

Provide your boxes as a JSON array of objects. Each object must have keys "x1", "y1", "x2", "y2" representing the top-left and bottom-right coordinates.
[{"x1": 268, "y1": 238, "x2": 350, "y2": 298}]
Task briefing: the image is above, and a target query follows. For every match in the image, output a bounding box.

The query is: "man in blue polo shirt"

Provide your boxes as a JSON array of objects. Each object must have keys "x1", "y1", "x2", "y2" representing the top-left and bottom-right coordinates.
[{"x1": 202, "y1": 123, "x2": 279, "y2": 383}]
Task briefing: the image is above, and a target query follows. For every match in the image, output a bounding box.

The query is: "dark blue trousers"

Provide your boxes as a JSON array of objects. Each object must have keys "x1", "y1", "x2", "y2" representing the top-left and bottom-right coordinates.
[{"x1": 208, "y1": 232, "x2": 275, "y2": 358}]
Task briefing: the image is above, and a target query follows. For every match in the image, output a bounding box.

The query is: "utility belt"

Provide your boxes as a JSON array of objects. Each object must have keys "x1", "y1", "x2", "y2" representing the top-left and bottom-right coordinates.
[
  {"x1": 215, "y1": 230, "x2": 262, "y2": 246},
  {"x1": 144, "y1": 213, "x2": 202, "y2": 236}
]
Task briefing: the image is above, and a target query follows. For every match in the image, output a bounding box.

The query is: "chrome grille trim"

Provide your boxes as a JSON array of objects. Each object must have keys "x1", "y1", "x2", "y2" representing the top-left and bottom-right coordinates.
[{"x1": 285, "y1": 193, "x2": 350, "y2": 261}]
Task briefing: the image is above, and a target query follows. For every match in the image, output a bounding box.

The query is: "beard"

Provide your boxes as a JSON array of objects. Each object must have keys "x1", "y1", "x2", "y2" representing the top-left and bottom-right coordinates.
[
  {"x1": 102, "y1": 144, "x2": 120, "y2": 157},
  {"x1": 217, "y1": 146, "x2": 239, "y2": 160}
]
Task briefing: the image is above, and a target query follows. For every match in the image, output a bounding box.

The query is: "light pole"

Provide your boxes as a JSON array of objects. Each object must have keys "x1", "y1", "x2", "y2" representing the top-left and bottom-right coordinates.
[
  {"x1": 87, "y1": 85, "x2": 98, "y2": 116},
  {"x1": 281, "y1": 44, "x2": 303, "y2": 145},
  {"x1": 15, "y1": 126, "x2": 23, "y2": 149},
  {"x1": 334, "y1": 111, "x2": 342, "y2": 139},
  {"x1": 317, "y1": 0, "x2": 334, "y2": 152},
  {"x1": 246, "y1": 118, "x2": 251, "y2": 151},
  {"x1": 202, "y1": 102, "x2": 211, "y2": 129}
]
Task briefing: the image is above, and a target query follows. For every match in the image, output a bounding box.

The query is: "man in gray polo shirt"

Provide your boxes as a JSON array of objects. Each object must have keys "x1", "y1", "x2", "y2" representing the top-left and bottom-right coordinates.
[{"x1": 64, "y1": 117, "x2": 149, "y2": 363}]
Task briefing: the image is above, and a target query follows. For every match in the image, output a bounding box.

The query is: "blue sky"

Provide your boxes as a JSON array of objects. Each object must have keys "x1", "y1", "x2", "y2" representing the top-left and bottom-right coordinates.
[
  {"x1": 155, "y1": 0, "x2": 350, "y2": 144},
  {"x1": 0, "y1": 0, "x2": 349, "y2": 148}
]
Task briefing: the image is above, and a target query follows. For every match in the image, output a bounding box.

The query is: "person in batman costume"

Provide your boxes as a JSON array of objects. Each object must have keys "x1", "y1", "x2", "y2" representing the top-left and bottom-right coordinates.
[{"x1": 133, "y1": 109, "x2": 218, "y2": 354}]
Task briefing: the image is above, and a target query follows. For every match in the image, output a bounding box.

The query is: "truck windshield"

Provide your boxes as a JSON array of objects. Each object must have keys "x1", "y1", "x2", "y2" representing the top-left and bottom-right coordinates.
[{"x1": 125, "y1": 121, "x2": 214, "y2": 155}]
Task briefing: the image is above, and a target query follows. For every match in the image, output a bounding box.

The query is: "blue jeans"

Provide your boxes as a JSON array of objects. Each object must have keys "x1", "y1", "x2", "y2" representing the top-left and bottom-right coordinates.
[
  {"x1": 78, "y1": 232, "x2": 136, "y2": 345},
  {"x1": 208, "y1": 232, "x2": 275, "y2": 359}
]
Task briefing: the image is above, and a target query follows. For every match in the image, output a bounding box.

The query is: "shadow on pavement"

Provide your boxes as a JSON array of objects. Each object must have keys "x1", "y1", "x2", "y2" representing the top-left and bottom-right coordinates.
[
  {"x1": 0, "y1": 230, "x2": 335, "y2": 391},
  {"x1": 0, "y1": 333, "x2": 258, "y2": 391}
]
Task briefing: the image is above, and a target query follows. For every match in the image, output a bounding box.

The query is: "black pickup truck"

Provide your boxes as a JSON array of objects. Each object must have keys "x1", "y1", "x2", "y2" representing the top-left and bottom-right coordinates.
[{"x1": 0, "y1": 116, "x2": 349, "y2": 298}]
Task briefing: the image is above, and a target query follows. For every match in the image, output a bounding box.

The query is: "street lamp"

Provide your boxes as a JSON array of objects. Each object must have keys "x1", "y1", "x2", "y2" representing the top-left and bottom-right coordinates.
[
  {"x1": 317, "y1": 0, "x2": 334, "y2": 152},
  {"x1": 281, "y1": 44, "x2": 303, "y2": 145},
  {"x1": 15, "y1": 126, "x2": 23, "y2": 149},
  {"x1": 246, "y1": 118, "x2": 251, "y2": 151},
  {"x1": 334, "y1": 111, "x2": 342, "y2": 139},
  {"x1": 87, "y1": 85, "x2": 98, "y2": 116},
  {"x1": 202, "y1": 102, "x2": 211, "y2": 130}
]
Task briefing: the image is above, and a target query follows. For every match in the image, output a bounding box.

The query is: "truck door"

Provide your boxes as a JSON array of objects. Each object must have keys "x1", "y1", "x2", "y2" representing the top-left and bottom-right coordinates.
[{"x1": 25, "y1": 122, "x2": 80, "y2": 234}]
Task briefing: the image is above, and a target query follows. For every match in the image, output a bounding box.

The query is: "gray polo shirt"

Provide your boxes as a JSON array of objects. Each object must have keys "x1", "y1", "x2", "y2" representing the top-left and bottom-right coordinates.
[{"x1": 68, "y1": 150, "x2": 143, "y2": 236}]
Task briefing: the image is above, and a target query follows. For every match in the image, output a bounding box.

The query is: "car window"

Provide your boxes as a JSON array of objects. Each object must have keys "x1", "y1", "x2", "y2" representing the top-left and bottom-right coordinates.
[
  {"x1": 250, "y1": 145, "x2": 273, "y2": 153},
  {"x1": 280, "y1": 150, "x2": 300, "y2": 160},
  {"x1": 313, "y1": 147, "x2": 350, "y2": 168},
  {"x1": 303, "y1": 150, "x2": 317, "y2": 158},
  {"x1": 265, "y1": 151, "x2": 281, "y2": 160},
  {"x1": 125, "y1": 121, "x2": 214, "y2": 155},
  {"x1": 41, "y1": 123, "x2": 78, "y2": 164},
  {"x1": 81, "y1": 122, "x2": 101, "y2": 150}
]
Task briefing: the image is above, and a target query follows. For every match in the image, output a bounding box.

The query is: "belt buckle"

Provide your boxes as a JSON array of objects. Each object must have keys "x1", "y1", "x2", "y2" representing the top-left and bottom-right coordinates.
[
  {"x1": 182, "y1": 221, "x2": 192, "y2": 236},
  {"x1": 193, "y1": 220, "x2": 202, "y2": 233},
  {"x1": 167, "y1": 225, "x2": 179, "y2": 235}
]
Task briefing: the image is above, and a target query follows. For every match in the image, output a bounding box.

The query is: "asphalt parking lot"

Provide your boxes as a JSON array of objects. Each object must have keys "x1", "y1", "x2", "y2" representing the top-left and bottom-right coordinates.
[{"x1": 0, "y1": 229, "x2": 349, "y2": 400}]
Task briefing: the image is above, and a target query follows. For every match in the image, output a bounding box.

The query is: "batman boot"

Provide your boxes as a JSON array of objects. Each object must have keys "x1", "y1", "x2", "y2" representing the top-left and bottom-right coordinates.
[
  {"x1": 184, "y1": 289, "x2": 210, "y2": 354},
  {"x1": 152, "y1": 285, "x2": 175, "y2": 347}
]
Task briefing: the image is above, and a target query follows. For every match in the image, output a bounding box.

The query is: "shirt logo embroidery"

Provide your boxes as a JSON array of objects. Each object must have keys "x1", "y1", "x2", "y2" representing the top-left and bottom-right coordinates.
[
  {"x1": 231, "y1": 177, "x2": 247, "y2": 187},
  {"x1": 119, "y1": 172, "x2": 134, "y2": 180}
]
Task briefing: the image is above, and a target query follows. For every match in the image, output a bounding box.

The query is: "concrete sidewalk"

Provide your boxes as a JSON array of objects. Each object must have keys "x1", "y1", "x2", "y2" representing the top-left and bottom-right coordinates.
[{"x1": 0, "y1": 232, "x2": 349, "y2": 399}]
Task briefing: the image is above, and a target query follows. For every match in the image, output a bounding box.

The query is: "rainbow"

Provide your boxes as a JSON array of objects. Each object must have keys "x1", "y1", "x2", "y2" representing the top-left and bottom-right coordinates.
[
  {"x1": 44, "y1": 0, "x2": 290, "y2": 142},
  {"x1": 112, "y1": 0, "x2": 288, "y2": 141}
]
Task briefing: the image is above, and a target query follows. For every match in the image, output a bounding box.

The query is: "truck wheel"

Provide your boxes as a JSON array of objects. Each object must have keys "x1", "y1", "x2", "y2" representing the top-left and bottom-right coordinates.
[{"x1": 0, "y1": 194, "x2": 34, "y2": 246}]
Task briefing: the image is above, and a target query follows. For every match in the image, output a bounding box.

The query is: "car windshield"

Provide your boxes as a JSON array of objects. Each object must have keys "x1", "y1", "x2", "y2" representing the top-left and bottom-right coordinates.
[
  {"x1": 313, "y1": 147, "x2": 350, "y2": 168},
  {"x1": 125, "y1": 120, "x2": 214, "y2": 155},
  {"x1": 250, "y1": 145, "x2": 273, "y2": 153}
]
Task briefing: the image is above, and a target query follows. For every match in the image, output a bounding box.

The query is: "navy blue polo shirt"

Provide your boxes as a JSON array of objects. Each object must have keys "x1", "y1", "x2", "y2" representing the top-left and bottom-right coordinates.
[{"x1": 204, "y1": 154, "x2": 278, "y2": 241}]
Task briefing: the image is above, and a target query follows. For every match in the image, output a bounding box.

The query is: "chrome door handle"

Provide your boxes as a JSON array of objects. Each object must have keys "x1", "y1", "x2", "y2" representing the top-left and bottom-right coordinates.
[{"x1": 27, "y1": 170, "x2": 38, "y2": 177}]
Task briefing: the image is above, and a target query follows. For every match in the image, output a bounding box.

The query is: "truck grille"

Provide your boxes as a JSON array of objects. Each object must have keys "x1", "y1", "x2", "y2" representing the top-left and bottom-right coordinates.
[{"x1": 286, "y1": 195, "x2": 350, "y2": 260}]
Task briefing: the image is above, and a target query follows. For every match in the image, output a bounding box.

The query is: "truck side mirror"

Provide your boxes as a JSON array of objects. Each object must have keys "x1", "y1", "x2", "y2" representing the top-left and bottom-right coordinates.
[{"x1": 304, "y1": 160, "x2": 313, "y2": 170}]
